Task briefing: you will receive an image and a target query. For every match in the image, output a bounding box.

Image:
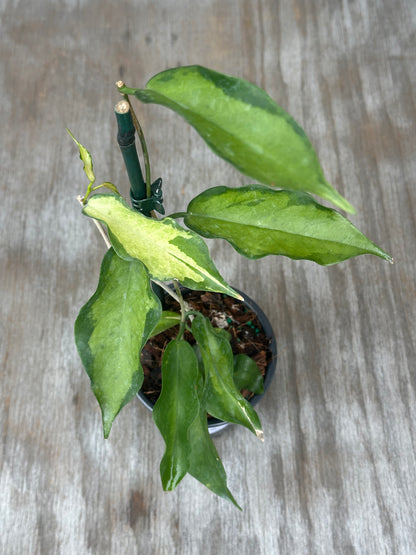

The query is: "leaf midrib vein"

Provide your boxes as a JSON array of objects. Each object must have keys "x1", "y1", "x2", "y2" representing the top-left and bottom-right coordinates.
[{"x1": 187, "y1": 212, "x2": 359, "y2": 249}]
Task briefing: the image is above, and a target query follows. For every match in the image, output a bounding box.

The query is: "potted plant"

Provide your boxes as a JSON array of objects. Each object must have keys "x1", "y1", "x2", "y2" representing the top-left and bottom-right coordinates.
[{"x1": 71, "y1": 65, "x2": 392, "y2": 509}]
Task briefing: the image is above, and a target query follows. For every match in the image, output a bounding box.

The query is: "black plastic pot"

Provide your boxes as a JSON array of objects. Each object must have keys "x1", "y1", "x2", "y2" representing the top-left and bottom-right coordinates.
[{"x1": 136, "y1": 288, "x2": 277, "y2": 435}]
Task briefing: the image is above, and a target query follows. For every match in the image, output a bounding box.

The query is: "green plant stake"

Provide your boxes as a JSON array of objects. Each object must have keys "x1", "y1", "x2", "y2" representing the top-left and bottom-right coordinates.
[
  {"x1": 114, "y1": 100, "x2": 148, "y2": 212},
  {"x1": 72, "y1": 65, "x2": 392, "y2": 508}
]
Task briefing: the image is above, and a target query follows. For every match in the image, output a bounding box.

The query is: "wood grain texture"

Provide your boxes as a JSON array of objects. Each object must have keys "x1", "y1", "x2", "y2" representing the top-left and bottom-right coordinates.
[{"x1": 1, "y1": 0, "x2": 415, "y2": 553}]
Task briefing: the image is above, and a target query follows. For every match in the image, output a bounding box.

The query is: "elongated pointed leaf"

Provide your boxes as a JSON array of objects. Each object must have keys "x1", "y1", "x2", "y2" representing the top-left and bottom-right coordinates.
[
  {"x1": 188, "y1": 407, "x2": 241, "y2": 509},
  {"x1": 82, "y1": 194, "x2": 240, "y2": 298},
  {"x1": 233, "y1": 354, "x2": 264, "y2": 395},
  {"x1": 185, "y1": 185, "x2": 392, "y2": 266},
  {"x1": 153, "y1": 340, "x2": 200, "y2": 490},
  {"x1": 120, "y1": 65, "x2": 354, "y2": 213},
  {"x1": 67, "y1": 129, "x2": 95, "y2": 183},
  {"x1": 191, "y1": 314, "x2": 263, "y2": 439},
  {"x1": 75, "y1": 248, "x2": 161, "y2": 438}
]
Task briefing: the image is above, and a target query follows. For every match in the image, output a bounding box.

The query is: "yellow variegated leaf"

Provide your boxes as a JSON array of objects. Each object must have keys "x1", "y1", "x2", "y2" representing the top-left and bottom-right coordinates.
[
  {"x1": 74, "y1": 248, "x2": 161, "y2": 438},
  {"x1": 82, "y1": 194, "x2": 240, "y2": 298}
]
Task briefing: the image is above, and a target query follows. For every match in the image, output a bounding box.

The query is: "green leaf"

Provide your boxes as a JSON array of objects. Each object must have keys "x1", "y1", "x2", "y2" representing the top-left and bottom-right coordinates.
[
  {"x1": 67, "y1": 129, "x2": 95, "y2": 183},
  {"x1": 191, "y1": 314, "x2": 263, "y2": 439},
  {"x1": 121, "y1": 65, "x2": 355, "y2": 213},
  {"x1": 187, "y1": 407, "x2": 241, "y2": 510},
  {"x1": 149, "y1": 311, "x2": 181, "y2": 337},
  {"x1": 82, "y1": 194, "x2": 240, "y2": 298},
  {"x1": 153, "y1": 340, "x2": 200, "y2": 490},
  {"x1": 233, "y1": 354, "x2": 264, "y2": 395},
  {"x1": 74, "y1": 248, "x2": 161, "y2": 438},
  {"x1": 192, "y1": 344, "x2": 205, "y2": 379},
  {"x1": 185, "y1": 185, "x2": 392, "y2": 266}
]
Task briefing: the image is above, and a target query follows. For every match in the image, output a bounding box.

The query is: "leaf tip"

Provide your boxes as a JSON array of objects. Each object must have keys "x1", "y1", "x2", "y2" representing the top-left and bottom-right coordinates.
[
  {"x1": 320, "y1": 180, "x2": 356, "y2": 214},
  {"x1": 234, "y1": 500, "x2": 243, "y2": 511},
  {"x1": 103, "y1": 415, "x2": 113, "y2": 439},
  {"x1": 226, "y1": 286, "x2": 244, "y2": 301},
  {"x1": 223, "y1": 488, "x2": 242, "y2": 510},
  {"x1": 344, "y1": 200, "x2": 357, "y2": 215},
  {"x1": 220, "y1": 285, "x2": 244, "y2": 301},
  {"x1": 375, "y1": 248, "x2": 393, "y2": 264},
  {"x1": 256, "y1": 429, "x2": 264, "y2": 442},
  {"x1": 381, "y1": 251, "x2": 394, "y2": 264},
  {"x1": 335, "y1": 196, "x2": 356, "y2": 215}
]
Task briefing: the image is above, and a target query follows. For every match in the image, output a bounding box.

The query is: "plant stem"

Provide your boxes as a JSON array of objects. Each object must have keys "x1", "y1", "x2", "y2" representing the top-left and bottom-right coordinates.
[
  {"x1": 167, "y1": 212, "x2": 187, "y2": 219},
  {"x1": 129, "y1": 103, "x2": 152, "y2": 199},
  {"x1": 151, "y1": 279, "x2": 181, "y2": 304}
]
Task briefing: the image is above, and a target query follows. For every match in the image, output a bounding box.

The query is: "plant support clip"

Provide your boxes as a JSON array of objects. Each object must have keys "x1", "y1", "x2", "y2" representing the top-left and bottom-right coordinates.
[{"x1": 131, "y1": 177, "x2": 165, "y2": 215}]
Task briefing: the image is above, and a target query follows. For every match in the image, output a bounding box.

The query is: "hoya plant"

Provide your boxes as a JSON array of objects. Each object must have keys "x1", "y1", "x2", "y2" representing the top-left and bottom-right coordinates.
[{"x1": 72, "y1": 66, "x2": 391, "y2": 509}]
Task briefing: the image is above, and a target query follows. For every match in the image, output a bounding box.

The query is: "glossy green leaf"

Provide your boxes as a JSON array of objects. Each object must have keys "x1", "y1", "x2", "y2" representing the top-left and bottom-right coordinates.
[
  {"x1": 82, "y1": 194, "x2": 240, "y2": 298},
  {"x1": 74, "y1": 248, "x2": 161, "y2": 438},
  {"x1": 120, "y1": 65, "x2": 354, "y2": 213},
  {"x1": 187, "y1": 407, "x2": 241, "y2": 510},
  {"x1": 153, "y1": 340, "x2": 200, "y2": 490},
  {"x1": 191, "y1": 314, "x2": 263, "y2": 439},
  {"x1": 185, "y1": 185, "x2": 392, "y2": 266},
  {"x1": 233, "y1": 354, "x2": 264, "y2": 395},
  {"x1": 149, "y1": 311, "x2": 181, "y2": 338}
]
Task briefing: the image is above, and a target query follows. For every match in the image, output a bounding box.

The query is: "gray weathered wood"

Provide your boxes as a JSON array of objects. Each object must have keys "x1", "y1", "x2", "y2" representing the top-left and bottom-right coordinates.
[{"x1": 1, "y1": 0, "x2": 415, "y2": 553}]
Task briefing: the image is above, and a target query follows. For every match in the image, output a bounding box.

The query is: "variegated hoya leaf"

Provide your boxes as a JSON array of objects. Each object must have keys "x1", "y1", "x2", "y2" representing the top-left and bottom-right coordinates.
[
  {"x1": 67, "y1": 128, "x2": 95, "y2": 184},
  {"x1": 153, "y1": 340, "x2": 200, "y2": 490},
  {"x1": 187, "y1": 406, "x2": 241, "y2": 509},
  {"x1": 191, "y1": 314, "x2": 263, "y2": 439},
  {"x1": 149, "y1": 311, "x2": 182, "y2": 338},
  {"x1": 119, "y1": 65, "x2": 355, "y2": 213},
  {"x1": 82, "y1": 194, "x2": 240, "y2": 298},
  {"x1": 185, "y1": 185, "x2": 392, "y2": 266},
  {"x1": 74, "y1": 248, "x2": 161, "y2": 438},
  {"x1": 233, "y1": 354, "x2": 264, "y2": 395}
]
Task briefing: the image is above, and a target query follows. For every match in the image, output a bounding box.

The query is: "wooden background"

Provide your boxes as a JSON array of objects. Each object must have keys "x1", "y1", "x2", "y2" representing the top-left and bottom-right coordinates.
[{"x1": 1, "y1": 1, "x2": 415, "y2": 553}]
